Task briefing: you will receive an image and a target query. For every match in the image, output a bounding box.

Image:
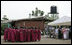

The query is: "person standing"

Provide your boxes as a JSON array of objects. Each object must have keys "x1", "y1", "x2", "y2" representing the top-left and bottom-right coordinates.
[
  {"x1": 55, "y1": 28, "x2": 58, "y2": 39},
  {"x1": 52, "y1": 30, "x2": 55, "y2": 38},
  {"x1": 58, "y1": 27, "x2": 62, "y2": 39},
  {"x1": 64, "y1": 28, "x2": 70, "y2": 39},
  {"x1": 45, "y1": 26, "x2": 48, "y2": 38},
  {"x1": 62, "y1": 27, "x2": 68, "y2": 40}
]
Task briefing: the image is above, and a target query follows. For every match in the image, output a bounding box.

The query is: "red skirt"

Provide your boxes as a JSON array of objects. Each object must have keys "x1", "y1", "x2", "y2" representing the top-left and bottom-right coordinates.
[
  {"x1": 23, "y1": 29, "x2": 26, "y2": 41},
  {"x1": 20, "y1": 29, "x2": 24, "y2": 41},
  {"x1": 4, "y1": 29, "x2": 8, "y2": 41},
  {"x1": 27, "y1": 30, "x2": 31, "y2": 42},
  {"x1": 11, "y1": 30, "x2": 15, "y2": 42},
  {"x1": 16, "y1": 30, "x2": 20, "y2": 41}
]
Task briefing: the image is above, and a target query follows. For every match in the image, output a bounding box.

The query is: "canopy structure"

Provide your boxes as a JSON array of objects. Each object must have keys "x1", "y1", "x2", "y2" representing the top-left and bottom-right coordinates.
[{"x1": 48, "y1": 16, "x2": 71, "y2": 26}]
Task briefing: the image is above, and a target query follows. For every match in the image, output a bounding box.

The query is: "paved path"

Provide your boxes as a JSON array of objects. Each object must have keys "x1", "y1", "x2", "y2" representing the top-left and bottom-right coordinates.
[{"x1": 1, "y1": 35, "x2": 71, "y2": 44}]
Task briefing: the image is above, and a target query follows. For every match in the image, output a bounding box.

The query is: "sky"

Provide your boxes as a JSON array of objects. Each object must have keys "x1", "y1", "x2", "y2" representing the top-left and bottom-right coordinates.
[{"x1": 1, "y1": 1, "x2": 71, "y2": 20}]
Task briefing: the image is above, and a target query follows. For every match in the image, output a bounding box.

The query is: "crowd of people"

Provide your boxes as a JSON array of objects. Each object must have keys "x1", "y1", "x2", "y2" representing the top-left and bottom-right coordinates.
[
  {"x1": 4, "y1": 26, "x2": 41, "y2": 42},
  {"x1": 45, "y1": 26, "x2": 71, "y2": 40}
]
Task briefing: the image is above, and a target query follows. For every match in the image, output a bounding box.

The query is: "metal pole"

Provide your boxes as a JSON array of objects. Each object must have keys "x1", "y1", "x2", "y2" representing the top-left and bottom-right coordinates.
[
  {"x1": 8, "y1": 23, "x2": 10, "y2": 28},
  {"x1": 56, "y1": 25, "x2": 57, "y2": 29}
]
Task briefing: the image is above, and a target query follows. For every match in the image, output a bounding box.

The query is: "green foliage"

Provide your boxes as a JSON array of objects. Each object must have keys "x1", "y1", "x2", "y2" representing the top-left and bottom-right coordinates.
[
  {"x1": 40, "y1": 11, "x2": 44, "y2": 16},
  {"x1": 41, "y1": 30, "x2": 45, "y2": 35},
  {"x1": 2, "y1": 15, "x2": 9, "y2": 20},
  {"x1": 1, "y1": 31, "x2": 4, "y2": 35},
  {"x1": 30, "y1": 7, "x2": 44, "y2": 17},
  {"x1": 41, "y1": 31, "x2": 44, "y2": 35},
  {"x1": 32, "y1": 11, "x2": 34, "y2": 16},
  {"x1": 2, "y1": 18, "x2": 8, "y2": 20},
  {"x1": 35, "y1": 10, "x2": 38, "y2": 16},
  {"x1": 1, "y1": 23, "x2": 8, "y2": 35},
  {"x1": 35, "y1": 7, "x2": 38, "y2": 16}
]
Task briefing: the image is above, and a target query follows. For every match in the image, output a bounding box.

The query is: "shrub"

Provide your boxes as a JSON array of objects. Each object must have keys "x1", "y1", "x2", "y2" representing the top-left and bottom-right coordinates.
[
  {"x1": 41, "y1": 31, "x2": 44, "y2": 35},
  {"x1": 1, "y1": 31, "x2": 4, "y2": 35},
  {"x1": 1, "y1": 23, "x2": 8, "y2": 35}
]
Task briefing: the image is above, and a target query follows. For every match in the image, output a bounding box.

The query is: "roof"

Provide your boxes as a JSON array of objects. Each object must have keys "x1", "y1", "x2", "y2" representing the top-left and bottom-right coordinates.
[
  {"x1": 12, "y1": 16, "x2": 53, "y2": 22},
  {"x1": 1, "y1": 16, "x2": 53, "y2": 23},
  {"x1": 48, "y1": 16, "x2": 71, "y2": 26}
]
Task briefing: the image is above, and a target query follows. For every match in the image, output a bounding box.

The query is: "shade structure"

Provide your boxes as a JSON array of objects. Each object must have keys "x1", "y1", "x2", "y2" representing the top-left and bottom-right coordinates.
[{"x1": 48, "y1": 16, "x2": 71, "y2": 26}]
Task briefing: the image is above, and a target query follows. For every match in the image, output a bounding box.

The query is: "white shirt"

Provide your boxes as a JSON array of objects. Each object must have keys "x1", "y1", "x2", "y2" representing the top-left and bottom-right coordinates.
[{"x1": 55, "y1": 29, "x2": 58, "y2": 34}]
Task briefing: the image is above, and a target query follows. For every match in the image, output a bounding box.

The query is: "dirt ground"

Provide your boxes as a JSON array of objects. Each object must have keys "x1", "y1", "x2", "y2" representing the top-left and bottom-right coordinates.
[{"x1": 1, "y1": 35, "x2": 71, "y2": 44}]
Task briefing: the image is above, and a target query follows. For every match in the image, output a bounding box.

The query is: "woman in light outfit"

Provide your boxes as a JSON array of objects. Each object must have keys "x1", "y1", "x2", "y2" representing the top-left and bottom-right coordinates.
[{"x1": 62, "y1": 27, "x2": 69, "y2": 40}]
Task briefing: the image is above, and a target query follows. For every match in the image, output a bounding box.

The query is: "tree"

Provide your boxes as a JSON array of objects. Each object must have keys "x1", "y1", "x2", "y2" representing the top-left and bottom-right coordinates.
[
  {"x1": 32, "y1": 11, "x2": 34, "y2": 16},
  {"x1": 35, "y1": 7, "x2": 38, "y2": 16},
  {"x1": 30, "y1": 7, "x2": 44, "y2": 17},
  {"x1": 40, "y1": 11, "x2": 44, "y2": 16},
  {"x1": 2, "y1": 15, "x2": 9, "y2": 20},
  {"x1": 38, "y1": 10, "x2": 41, "y2": 16}
]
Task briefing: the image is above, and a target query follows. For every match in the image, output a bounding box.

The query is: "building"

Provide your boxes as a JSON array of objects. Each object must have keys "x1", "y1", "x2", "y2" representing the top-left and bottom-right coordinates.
[{"x1": 9, "y1": 16, "x2": 53, "y2": 31}]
